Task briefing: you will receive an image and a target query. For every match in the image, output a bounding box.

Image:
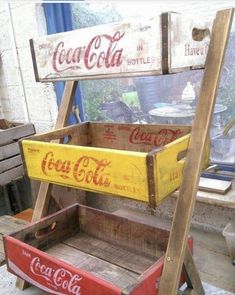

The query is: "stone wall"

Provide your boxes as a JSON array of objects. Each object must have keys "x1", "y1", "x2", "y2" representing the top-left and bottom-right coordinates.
[{"x1": 0, "y1": 2, "x2": 58, "y2": 132}]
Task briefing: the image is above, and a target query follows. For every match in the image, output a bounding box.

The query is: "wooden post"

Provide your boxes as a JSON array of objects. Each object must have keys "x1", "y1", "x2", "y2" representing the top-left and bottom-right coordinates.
[
  {"x1": 16, "y1": 80, "x2": 78, "y2": 289},
  {"x1": 181, "y1": 246, "x2": 205, "y2": 294},
  {"x1": 159, "y1": 8, "x2": 234, "y2": 295}
]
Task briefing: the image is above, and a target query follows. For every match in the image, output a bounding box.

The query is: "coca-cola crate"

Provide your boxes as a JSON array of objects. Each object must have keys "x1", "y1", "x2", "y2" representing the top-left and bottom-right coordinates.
[
  {"x1": 4, "y1": 204, "x2": 193, "y2": 295},
  {"x1": 20, "y1": 122, "x2": 209, "y2": 206},
  {"x1": 0, "y1": 119, "x2": 35, "y2": 186},
  {"x1": 30, "y1": 13, "x2": 212, "y2": 82}
]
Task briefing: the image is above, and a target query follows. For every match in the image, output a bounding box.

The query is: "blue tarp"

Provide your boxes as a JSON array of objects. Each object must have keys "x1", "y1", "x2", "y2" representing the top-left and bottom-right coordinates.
[{"x1": 43, "y1": 2, "x2": 84, "y2": 123}]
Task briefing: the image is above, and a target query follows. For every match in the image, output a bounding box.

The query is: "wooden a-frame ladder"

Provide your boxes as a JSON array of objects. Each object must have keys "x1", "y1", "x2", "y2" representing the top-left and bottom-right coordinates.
[{"x1": 17, "y1": 8, "x2": 234, "y2": 295}]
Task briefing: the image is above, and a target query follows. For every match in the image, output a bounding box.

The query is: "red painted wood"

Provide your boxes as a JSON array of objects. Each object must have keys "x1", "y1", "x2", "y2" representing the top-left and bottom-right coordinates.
[
  {"x1": 130, "y1": 237, "x2": 193, "y2": 295},
  {"x1": 4, "y1": 236, "x2": 121, "y2": 295},
  {"x1": 4, "y1": 222, "x2": 193, "y2": 295}
]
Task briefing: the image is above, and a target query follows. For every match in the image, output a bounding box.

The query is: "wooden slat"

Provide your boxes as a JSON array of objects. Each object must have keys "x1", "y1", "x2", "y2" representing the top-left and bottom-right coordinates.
[
  {"x1": 78, "y1": 205, "x2": 169, "y2": 259},
  {"x1": 12, "y1": 204, "x2": 78, "y2": 249},
  {"x1": 46, "y1": 243, "x2": 139, "y2": 290},
  {"x1": 154, "y1": 134, "x2": 190, "y2": 202},
  {"x1": 30, "y1": 81, "x2": 78, "y2": 223},
  {"x1": 0, "y1": 165, "x2": 24, "y2": 185},
  {"x1": 31, "y1": 16, "x2": 162, "y2": 81},
  {"x1": 182, "y1": 247, "x2": 205, "y2": 294},
  {"x1": 0, "y1": 142, "x2": 20, "y2": 160},
  {"x1": 0, "y1": 123, "x2": 35, "y2": 146},
  {"x1": 169, "y1": 13, "x2": 212, "y2": 73},
  {"x1": 158, "y1": 9, "x2": 234, "y2": 295},
  {"x1": 89, "y1": 122, "x2": 191, "y2": 152},
  {"x1": 22, "y1": 139, "x2": 149, "y2": 202},
  {"x1": 0, "y1": 215, "x2": 28, "y2": 235},
  {"x1": 0, "y1": 155, "x2": 22, "y2": 173},
  {"x1": 64, "y1": 232, "x2": 155, "y2": 274},
  {"x1": 25, "y1": 123, "x2": 88, "y2": 143},
  {"x1": 0, "y1": 215, "x2": 28, "y2": 265}
]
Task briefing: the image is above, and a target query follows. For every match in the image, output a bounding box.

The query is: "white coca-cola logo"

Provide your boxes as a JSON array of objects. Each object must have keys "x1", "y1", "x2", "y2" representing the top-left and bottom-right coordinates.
[{"x1": 30, "y1": 257, "x2": 82, "y2": 295}]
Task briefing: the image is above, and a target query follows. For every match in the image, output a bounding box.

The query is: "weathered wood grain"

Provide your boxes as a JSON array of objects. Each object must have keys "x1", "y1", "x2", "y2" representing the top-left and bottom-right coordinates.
[
  {"x1": 0, "y1": 215, "x2": 28, "y2": 265},
  {"x1": 30, "y1": 81, "x2": 78, "y2": 224},
  {"x1": 21, "y1": 123, "x2": 192, "y2": 204},
  {"x1": 30, "y1": 13, "x2": 212, "y2": 82},
  {"x1": 0, "y1": 165, "x2": 24, "y2": 186},
  {"x1": 64, "y1": 232, "x2": 155, "y2": 274},
  {"x1": 0, "y1": 155, "x2": 22, "y2": 173},
  {"x1": 46, "y1": 242, "x2": 139, "y2": 290},
  {"x1": 0, "y1": 142, "x2": 20, "y2": 161},
  {"x1": 158, "y1": 9, "x2": 234, "y2": 295},
  {"x1": 78, "y1": 205, "x2": 169, "y2": 258},
  {"x1": 114, "y1": 208, "x2": 235, "y2": 293},
  {"x1": 89, "y1": 122, "x2": 191, "y2": 152},
  {"x1": 0, "y1": 123, "x2": 35, "y2": 146}
]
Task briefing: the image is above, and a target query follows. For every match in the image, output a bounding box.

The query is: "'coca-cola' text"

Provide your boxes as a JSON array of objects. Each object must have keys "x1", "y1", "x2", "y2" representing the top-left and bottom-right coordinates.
[
  {"x1": 41, "y1": 153, "x2": 111, "y2": 187},
  {"x1": 52, "y1": 31, "x2": 125, "y2": 72},
  {"x1": 129, "y1": 127, "x2": 184, "y2": 146},
  {"x1": 30, "y1": 257, "x2": 82, "y2": 295}
]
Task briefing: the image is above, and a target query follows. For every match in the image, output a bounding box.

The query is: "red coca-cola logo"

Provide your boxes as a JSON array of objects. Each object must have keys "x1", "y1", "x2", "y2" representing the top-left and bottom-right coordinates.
[
  {"x1": 73, "y1": 156, "x2": 111, "y2": 187},
  {"x1": 41, "y1": 152, "x2": 71, "y2": 179},
  {"x1": 52, "y1": 31, "x2": 125, "y2": 73},
  {"x1": 41, "y1": 152, "x2": 111, "y2": 187},
  {"x1": 129, "y1": 127, "x2": 184, "y2": 147},
  {"x1": 30, "y1": 257, "x2": 82, "y2": 295}
]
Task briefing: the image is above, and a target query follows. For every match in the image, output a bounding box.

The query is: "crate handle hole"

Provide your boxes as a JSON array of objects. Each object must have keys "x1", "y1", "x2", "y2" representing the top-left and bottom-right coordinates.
[
  {"x1": 35, "y1": 222, "x2": 57, "y2": 239},
  {"x1": 192, "y1": 27, "x2": 210, "y2": 41},
  {"x1": 63, "y1": 135, "x2": 72, "y2": 144},
  {"x1": 177, "y1": 150, "x2": 187, "y2": 161}
]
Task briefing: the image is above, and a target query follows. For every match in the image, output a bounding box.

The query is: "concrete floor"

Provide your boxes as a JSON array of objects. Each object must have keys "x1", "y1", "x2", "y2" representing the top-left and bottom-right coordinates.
[{"x1": 0, "y1": 265, "x2": 233, "y2": 295}]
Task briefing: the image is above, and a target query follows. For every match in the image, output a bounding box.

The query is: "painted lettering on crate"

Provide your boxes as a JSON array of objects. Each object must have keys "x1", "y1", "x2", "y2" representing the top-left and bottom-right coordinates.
[
  {"x1": 41, "y1": 152, "x2": 111, "y2": 187},
  {"x1": 52, "y1": 31, "x2": 125, "y2": 73},
  {"x1": 73, "y1": 156, "x2": 111, "y2": 187},
  {"x1": 41, "y1": 152, "x2": 71, "y2": 179},
  {"x1": 170, "y1": 167, "x2": 182, "y2": 182},
  {"x1": 30, "y1": 257, "x2": 82, "y2": 295},
  {"x1": 184, "y1": 42, "x2": 209, "y2": 56},
  {"x1": 129, "y1": 127, "x2": 184, "y2": 146}
]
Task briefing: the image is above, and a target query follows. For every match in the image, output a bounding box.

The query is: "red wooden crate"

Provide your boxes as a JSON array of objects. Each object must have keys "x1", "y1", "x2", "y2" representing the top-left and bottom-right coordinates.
[{"x1": 4, "y1": 204, "x2": 193, "y2": 295}]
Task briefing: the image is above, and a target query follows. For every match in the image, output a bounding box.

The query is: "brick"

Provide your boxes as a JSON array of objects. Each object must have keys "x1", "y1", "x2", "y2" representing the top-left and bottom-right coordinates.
[
  {"x1": 10, "y1": 4, "x2": 43, "y2": 49},
  {"x1": 0, "y1": 50, "x2": 19, "y2": 87}
]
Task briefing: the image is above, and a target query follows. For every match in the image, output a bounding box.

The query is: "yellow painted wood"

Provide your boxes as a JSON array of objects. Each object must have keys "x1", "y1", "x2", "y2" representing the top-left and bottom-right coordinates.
[
  {"x1": 22, "y1": 140, "x2": 149, "y2": 202},
  {"x1": 22, "y1": 134, "x2": 202, "y2": 204},
  {"x1": 154, "y1": 134, "x2": 190, "y2": 202}
]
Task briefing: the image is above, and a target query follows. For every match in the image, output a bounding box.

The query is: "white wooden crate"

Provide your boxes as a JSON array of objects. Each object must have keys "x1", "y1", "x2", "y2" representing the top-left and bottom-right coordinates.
[{"x1": 30, "y1": 12, "x2": 213, "y2": 82}]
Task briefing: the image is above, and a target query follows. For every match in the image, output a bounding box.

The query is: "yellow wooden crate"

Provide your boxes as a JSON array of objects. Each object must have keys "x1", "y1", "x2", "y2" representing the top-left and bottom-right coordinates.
[{"x1": 20, "y1": 122, "x2": 208, "y2": 206}]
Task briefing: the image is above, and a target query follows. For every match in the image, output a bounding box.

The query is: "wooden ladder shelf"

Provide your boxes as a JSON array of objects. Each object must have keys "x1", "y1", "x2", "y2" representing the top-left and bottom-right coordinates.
[{"x1": 4, "y1": 8, "x2": 233, "y2": 295}]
